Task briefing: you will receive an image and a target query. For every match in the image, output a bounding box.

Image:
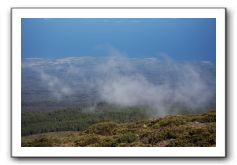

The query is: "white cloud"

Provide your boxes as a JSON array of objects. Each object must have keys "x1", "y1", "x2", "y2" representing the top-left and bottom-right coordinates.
[{"x1": 22, "y1": 51, "x2": 215, "y2": 116}]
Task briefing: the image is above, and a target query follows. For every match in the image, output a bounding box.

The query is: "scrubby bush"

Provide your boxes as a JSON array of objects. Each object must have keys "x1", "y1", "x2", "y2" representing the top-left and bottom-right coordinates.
[
  {"x1": 22, "y1": 136, "x2": 60, "y2": 147},
  {"x1": 74, "y1": 134, "x2": 100, "y2": 147},
  {"x1": 99, "y1": 137, "x2": 118, "y2": 147},
  {"x1": 86, "y1": 122, "x2": 118, "y2": 136},
  {"x1": 158, "y1": 116, "x2": 187, "y2": 127},
  {"x1": 116, "y1": 132, "x2": 138, "y2": 144}
]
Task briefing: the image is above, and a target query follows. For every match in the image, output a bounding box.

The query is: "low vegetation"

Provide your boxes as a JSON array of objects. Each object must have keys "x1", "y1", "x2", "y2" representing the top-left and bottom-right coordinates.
[
  {"x1": 22, "y1": 110, "x2": 216, "y2": 147},
  {"x1": 22, "y1": 104, "x2": 148, "y2": 136}
]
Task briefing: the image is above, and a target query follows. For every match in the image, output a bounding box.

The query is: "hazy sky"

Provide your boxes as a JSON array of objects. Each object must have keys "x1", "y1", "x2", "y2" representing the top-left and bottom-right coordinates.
[{"x1": 22, "y1": 18, "x2": 216, "y2": 62}]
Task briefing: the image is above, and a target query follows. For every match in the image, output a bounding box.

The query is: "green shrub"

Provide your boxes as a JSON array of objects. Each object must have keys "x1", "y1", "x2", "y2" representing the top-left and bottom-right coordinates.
[
  {"x1": 87, "y1": 122, "x2": 118, "y2": 136},
  {"x1": 158, "y1": 116, "x2": 186, "y2": 127},
  {"x1": 74, "y1": 134, "x2": 100, "y2": 147},
  {"x1": 22, "y1": 137, "x2": 60, "y2": 147},
  {"x1": 99, "y1": 137, "x2": 118, "y2": 147},
  {"x1": 116, "y1": 132, "x2": 138, "y2": 144}
]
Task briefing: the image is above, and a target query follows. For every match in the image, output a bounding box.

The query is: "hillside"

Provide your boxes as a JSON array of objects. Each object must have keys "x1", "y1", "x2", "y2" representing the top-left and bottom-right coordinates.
[
  {"x1": 21, "y1": 105, "x2": 149, "y2": 136},
  {"x1": 22, "y1": 111, "x2": 215, "y2": 147}
]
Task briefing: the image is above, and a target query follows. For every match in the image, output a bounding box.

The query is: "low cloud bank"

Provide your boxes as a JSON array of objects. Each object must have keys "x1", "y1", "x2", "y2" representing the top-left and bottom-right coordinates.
[{"x1": 22, "y1": 54, "x2": 216, "y2": 116}]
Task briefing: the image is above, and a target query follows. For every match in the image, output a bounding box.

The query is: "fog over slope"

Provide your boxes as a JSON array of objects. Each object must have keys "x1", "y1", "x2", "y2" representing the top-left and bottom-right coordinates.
[{"x1": 22, "y1": 54, "x2": 216, "y2": 116}]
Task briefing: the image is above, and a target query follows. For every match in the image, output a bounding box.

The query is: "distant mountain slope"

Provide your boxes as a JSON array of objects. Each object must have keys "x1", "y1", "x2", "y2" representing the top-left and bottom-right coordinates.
[
  {"x1": 21, "y1": 105, "x2": 148, "y2": 136},
  {"x1": 22, "y1": 111, "x2": 215, "y2": 147}
]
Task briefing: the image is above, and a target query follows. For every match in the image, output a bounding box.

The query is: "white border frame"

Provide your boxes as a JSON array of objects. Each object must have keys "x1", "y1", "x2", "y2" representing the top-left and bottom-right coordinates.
[{"x1": 11, "y1": 8, "x2": 226, "y2": 157}]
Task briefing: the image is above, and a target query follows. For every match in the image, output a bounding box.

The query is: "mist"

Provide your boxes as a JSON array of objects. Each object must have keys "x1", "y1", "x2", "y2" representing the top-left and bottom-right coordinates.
[
  {"x1": 95, "y1": 55, "x2": 215, "y2": 116},
  {"x1": 22, "y1": 54, "x2": 216, "y2": 116}
]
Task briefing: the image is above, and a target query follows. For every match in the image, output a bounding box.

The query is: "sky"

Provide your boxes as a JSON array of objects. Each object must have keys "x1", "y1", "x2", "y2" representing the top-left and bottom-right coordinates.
[{"x1": 21, "y1": 18, "x2": 216, "y2": 62}]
